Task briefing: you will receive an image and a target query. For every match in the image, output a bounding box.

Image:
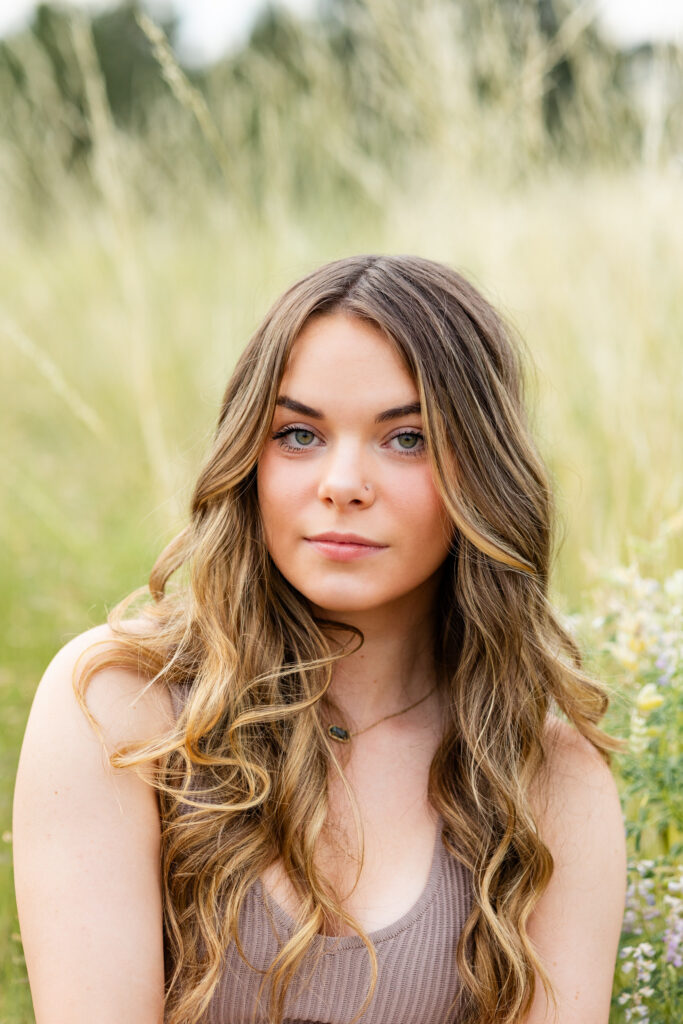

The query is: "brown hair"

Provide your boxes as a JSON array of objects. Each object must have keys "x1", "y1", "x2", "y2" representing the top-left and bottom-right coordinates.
[{"x1": 75, "y1": 254, "x2": 622, "y2": 1024}]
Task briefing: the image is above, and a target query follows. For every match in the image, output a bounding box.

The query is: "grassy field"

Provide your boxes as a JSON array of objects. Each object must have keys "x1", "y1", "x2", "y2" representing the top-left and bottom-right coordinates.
[
  {"x1": 2, "y1": 162, "x2": 682, "y2": 1023},
  {"x1": 1, "y1": 3, "x2": 682, "y2": 1020}
]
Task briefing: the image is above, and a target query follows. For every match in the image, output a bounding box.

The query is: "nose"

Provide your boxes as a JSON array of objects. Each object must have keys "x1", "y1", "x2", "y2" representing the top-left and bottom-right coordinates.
[{"x1": 317, "y1": 442, "x2": 375, "y2": 509}]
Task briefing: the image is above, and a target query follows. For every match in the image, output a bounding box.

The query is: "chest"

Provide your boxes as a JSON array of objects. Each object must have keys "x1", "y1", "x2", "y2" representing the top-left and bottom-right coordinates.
[{"x1": 259, "y1": 725, "x2": 441, "y2": 936}]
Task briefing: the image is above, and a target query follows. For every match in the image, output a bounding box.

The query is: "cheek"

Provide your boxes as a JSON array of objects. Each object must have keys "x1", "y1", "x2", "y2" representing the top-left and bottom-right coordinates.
[
  {"x1": 256, "y1": 454, "x2": 308, "y2": 543},
  {"x1": 384, "y1": 472, "x2": 453, "y2": 574},
  {"x1": 391, "y1": 470, "x2": 449, "y2": 535}
]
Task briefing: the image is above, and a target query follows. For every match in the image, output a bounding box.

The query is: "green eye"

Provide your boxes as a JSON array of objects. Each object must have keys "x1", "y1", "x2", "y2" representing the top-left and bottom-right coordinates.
[
  {"x1": 397, "y1": 433, "x2": 419, "y2": 449},
  {"x1": 271, "y1": 425, "x2": 320, "y2": 451},
  {"x1": 389, "y1": 431, "x2": 424, "y2": 455}
]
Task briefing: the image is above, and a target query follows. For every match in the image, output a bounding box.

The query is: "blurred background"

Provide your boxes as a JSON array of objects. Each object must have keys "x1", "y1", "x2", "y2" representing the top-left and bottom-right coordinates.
[{"x1": 1, "y1": 2, "x2": 682, "y2": 1019}]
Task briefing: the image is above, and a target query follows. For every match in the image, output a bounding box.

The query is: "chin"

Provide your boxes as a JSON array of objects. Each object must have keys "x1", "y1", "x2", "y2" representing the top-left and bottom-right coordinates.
[
  {"x1": 303, "y1": 587, "x2": 405, "y2": 617},
  {"x1": 315, "y1": 604, "x2": 384, "y2": 618},
  {"x1": 307, "y1": 595, "x2": 382, "y2": 615}
]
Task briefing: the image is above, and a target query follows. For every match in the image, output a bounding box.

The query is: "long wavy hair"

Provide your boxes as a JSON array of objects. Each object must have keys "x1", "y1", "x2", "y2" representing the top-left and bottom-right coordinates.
[{"x1": 74, "y1": 254, "x2": 623, "y2": 1024}]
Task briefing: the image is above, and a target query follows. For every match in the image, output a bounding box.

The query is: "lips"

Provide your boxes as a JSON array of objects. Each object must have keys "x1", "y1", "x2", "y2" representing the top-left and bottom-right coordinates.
[
  {"x1": 304, "y1": 532, "x2": 388, "y2": 562},
  {"x1": 306, "y1": 531, "x2": 386, "y2": 547}
]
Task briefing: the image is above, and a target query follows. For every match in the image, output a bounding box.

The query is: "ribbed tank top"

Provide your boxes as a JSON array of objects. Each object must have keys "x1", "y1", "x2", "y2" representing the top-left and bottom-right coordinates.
[{"x1": 166, "y1": 684, "x2": 474, "y2": 1024}]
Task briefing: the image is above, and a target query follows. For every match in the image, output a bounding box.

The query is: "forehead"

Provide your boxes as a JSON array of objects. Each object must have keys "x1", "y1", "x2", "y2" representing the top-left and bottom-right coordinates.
[{"x1": 280, "y1": 313, "x2": 417, "y2": 401}]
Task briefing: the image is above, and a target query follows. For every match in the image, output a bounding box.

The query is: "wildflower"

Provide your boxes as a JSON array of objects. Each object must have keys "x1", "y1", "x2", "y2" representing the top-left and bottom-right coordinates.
[
  {"x1": 663, "y1": 569, "x2": 683, "y2": 599},
  {"x1": 635, "y1": 683, "x2": 664, "y2": 715},
  {"x1": 663, "y1": 887, "x2": 683, "y2": 967},
  {"x1": 665, "y1": 940, "x2": 682, "y2": 969},
  {"x1": 629, "y1": 710, "x2": 649, "y2": 754},
  {"x1": 614, "y1": 644, "x2": 640, "y2": 671},
  {"x1": 622, "y1": 906, "x2": 638, "y2": 930}
]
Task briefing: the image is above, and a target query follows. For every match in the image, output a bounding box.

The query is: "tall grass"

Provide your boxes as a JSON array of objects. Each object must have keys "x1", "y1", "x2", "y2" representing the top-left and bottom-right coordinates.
[{"x1": 1, "y1": 2, "x2": 681, "y2": 1019}]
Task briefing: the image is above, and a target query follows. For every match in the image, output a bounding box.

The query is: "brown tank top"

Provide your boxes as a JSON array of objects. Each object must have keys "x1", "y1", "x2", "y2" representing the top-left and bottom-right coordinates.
[{"x1": 166, "y1": 684, "x2": 474, "y2": 1024}]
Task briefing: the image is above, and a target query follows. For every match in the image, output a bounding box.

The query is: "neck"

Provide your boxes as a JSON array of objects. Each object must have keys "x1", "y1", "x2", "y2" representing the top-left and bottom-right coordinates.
[{"x1": 313, "y1": 578, "x2": 441, "y2": 729}]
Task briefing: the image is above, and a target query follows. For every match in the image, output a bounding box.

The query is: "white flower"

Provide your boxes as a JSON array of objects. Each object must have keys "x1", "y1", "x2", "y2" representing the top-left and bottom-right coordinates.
[{"x1": 664, "y1": 570, "x2": 683, "y2": 599}]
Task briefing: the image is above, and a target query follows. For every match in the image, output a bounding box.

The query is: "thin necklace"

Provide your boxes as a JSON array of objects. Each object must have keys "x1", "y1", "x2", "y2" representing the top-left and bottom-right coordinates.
[{"x1": 327, "y1": 684, "x2": 438, "y2": 744}]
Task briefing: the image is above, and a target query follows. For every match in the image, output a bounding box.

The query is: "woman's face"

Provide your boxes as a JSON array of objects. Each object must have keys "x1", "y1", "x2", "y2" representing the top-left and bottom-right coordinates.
[{"x1": 257, "y1": 312, "x2": 454, "y2": 616}]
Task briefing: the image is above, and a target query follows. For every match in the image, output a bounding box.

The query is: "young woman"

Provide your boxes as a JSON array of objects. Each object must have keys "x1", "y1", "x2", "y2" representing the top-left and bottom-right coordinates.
[{"x1": 13, "y1": 254, "x2": 627, "y2": 1024}]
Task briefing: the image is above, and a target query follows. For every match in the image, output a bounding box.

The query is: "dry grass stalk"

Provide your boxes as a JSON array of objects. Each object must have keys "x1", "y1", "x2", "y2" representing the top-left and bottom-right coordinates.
[
  {"x1": 1, "y1": 314, "x2": 106, "y2": 440},
  {"x1": 135, "y1": 11, "x2": 237, "y2": 190},
  {"x1": 69, "y1": 11, "x2": 177, "y2": 517}
]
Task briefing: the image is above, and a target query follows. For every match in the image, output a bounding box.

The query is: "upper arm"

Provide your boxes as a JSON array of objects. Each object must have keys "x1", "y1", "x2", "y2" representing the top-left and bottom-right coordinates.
[
  {"x1": 12, "y1": 624, "x2": 174, "y2": 1024},
  {"x1": 522, "y1": 717, "x2": 627, "y2": 1024}
]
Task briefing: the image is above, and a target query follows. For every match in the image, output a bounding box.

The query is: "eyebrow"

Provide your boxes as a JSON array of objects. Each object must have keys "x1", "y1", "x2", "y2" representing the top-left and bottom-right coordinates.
[{"x1": 275, "y1": 395, "x2": 422, "y2": 423}]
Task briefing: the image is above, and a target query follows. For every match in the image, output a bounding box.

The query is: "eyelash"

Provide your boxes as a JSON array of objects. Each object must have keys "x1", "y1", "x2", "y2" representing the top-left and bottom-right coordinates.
[{"x1": 270, "y1": 425, "x2": 426, "y2": 457}]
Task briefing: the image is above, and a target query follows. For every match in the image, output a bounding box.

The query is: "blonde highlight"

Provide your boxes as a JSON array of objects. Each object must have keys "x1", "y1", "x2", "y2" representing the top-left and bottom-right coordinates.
[{"x1": 74, "y1": 254, "x2": 623, "y2": 1024}]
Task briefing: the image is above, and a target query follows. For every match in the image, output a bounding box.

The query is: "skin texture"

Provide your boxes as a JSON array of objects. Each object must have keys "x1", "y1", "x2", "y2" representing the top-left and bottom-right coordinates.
[
  {"x1": 12, "y1": 311, "x2": 626, "y2": 1023},
  {"x1": 257, "y1": 311, "x2": 454, "y2": 723},
  {"x1": 257, "y1": 312, "x2": 454, "y2": 615}
]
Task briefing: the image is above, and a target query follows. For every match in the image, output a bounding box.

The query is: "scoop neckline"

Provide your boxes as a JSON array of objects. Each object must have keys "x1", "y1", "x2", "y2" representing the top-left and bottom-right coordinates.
[{"x1": 255, "y1": 815, "x2": 445, "y2": 950}]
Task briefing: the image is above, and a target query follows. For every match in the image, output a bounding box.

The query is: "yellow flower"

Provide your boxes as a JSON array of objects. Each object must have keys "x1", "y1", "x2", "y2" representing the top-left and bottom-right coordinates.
[
  {"x1": 635, "y1": 683, "x2": 664, "y2": 715},
  {"x1": 613, "y1": 645, "x2": 639, "y2": 670}
]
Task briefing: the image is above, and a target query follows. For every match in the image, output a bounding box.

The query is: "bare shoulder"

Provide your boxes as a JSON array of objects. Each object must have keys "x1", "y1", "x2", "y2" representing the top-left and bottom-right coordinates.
[
  {"x1": 533, "y1": 712, "x2": 620, "y2": 826},
  {"x1": 38, "y1": 621, "x2": 175, "y2": 757},
  {"x1": 543, "y1": 710, "x2": 611, "y2": 767},
  {"x1": 521, "y1": 713, "x2": 627, "y2": 1023},
  {"x1": 12, "y1": 622, "x2": 173, "y2": 1020}
]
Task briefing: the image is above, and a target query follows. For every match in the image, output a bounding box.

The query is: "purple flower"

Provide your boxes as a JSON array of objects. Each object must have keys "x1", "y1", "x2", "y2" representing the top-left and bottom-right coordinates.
[{"x1": 663, "y1": 895, "x2": 683, "y2": 966}]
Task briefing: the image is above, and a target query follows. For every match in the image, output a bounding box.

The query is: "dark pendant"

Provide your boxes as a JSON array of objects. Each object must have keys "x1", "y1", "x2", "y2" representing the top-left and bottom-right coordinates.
[{"x1": 328, "y1": 724, "x2": 351, "y2": 743}]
